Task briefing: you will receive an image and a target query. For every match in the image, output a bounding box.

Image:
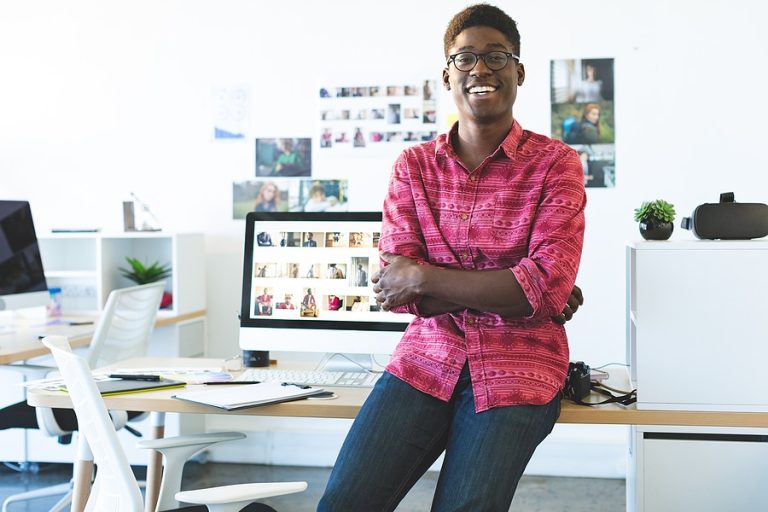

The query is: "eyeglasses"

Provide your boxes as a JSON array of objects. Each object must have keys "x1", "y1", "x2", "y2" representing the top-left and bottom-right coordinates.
[{"x1": 446, "y1": 51, "x2": 519, "y2": 72}]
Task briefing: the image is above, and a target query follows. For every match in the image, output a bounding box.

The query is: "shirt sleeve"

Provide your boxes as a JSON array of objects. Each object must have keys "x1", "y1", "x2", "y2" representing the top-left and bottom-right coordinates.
[
  {"x1": 511, "y1": 144, "x2": 586, "y2": 319},
  {"x1": 379, "y1": 150, "x2": 428, "y2": 316}
]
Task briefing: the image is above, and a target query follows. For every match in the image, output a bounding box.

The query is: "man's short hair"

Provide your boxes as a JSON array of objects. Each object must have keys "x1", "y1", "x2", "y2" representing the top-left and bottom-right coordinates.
[{"x1": 443, "y1": 3, "x2": 521, "y2": 58}]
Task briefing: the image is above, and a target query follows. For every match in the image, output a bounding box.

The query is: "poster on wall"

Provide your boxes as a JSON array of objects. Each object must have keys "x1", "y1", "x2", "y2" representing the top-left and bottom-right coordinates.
[
  {"x1": 550, "y1": 58, "x2": 615, "y2": 188},
  {"x1": 213, "y1": 86, "x2": 249, "y2": 140},
  {"x1": 232, "y1": 179, "x2": 349, "y2": 219},
  {"x1": 255, "y1": 137, "x2": 312, "y2": 177},
  {"x1": 317, "y1": 80, "x2": 438, "y2": 153}
]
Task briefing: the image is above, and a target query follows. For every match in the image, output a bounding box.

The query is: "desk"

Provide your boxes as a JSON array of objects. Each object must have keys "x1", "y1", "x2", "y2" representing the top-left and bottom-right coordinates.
[
  {"x1": 0, "y1": 320, "x2": 94, "y2": 364},
  {"x1": 27, "y1": 357, "x2": 768, "y2": 512},
  {"x1": 0, "y1": 310, "x2": 206, "y2": 365}
]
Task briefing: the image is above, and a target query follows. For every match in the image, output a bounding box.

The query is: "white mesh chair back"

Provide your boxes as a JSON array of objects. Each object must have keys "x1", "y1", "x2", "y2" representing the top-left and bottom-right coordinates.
[
  {"x1": 87, "y1": 282, "x2": 164, "y2": 369},
  {"x1": 42, "y1": 336, "x2": 144, "y2": 511}
]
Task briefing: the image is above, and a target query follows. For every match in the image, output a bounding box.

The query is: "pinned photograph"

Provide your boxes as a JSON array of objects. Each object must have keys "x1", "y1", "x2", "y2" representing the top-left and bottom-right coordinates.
[{"x1": 255, "y1": 138, "x2": 311, "y2": 177}]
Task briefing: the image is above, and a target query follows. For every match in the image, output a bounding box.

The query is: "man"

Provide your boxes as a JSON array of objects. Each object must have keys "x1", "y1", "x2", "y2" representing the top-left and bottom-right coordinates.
[
  {"x1": 354, "y1": 263, "x2": 368, "y2": 287},
  {"x1": 256, "y1": 231, "x2": 273, "y2": 247},
  {"x1": 301, "y1": 288, "x2": 317, "y2": 317},
  {"x1": 303, "y1": 232, "x2": 317, "y2": 247},
  {"x1": 318, "y1": 4, "x2": 585, "y2": 511}
]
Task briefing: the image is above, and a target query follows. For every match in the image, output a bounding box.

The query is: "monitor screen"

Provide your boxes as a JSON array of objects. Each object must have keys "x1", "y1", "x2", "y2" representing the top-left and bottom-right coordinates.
[
  {"x1": 0, "y1": 200, "x2": 49, "y2": 311},
  {"x1": 239, "y1": 211, "x2": 412, "y2": 355}
]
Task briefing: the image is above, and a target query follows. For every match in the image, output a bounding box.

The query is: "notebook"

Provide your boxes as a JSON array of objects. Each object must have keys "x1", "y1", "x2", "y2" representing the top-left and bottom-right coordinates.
[
  {"x1": 172, "y1": 381, "x2": 325, "y2": 410},
  {"x1": 95, "y1": 378, "x2": 186, "y2": 396}
]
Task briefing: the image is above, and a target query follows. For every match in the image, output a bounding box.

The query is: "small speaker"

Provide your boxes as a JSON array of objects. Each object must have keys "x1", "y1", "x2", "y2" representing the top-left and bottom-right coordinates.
[
  {"x1": 682, "y1": 193, "x2": 768, "y2": 240},
  {"x1": 243, "y1": 350, "x2": 270, "y2": 368}
]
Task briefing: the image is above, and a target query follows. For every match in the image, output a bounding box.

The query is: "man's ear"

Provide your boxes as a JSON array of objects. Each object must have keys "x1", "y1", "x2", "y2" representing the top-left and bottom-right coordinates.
[
  {"x1": 517, "y1": 63, "x2": 525, "y2": 86},
  {"x1": 442, "y1": 68, "x2": 451, "y2": 90}
]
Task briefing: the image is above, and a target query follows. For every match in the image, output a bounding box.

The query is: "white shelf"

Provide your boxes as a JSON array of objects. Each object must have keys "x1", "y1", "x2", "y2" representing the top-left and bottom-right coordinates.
[{"x1": 44, "y1": 270, "x2": 98, "y2": 279}]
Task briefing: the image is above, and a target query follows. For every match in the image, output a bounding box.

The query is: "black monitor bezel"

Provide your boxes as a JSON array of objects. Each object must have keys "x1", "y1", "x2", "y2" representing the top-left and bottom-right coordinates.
[{"x1": 240, "y1": 211, "x2": 409, "y2": 332}]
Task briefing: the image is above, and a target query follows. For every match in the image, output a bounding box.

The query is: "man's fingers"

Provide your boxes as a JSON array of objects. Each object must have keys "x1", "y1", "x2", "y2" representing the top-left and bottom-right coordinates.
[{"x1": 572, "y1": 285, "x2": 584, "y2": 305}]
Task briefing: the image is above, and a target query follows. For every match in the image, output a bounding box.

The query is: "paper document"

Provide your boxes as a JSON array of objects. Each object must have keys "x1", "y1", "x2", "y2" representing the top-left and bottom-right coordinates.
[{"x1": 172, "y1": 381, "x2": 325, "y2": 410}]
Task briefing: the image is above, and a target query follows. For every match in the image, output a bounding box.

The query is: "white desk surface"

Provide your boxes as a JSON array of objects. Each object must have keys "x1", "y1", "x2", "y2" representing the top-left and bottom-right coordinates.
[
  {"x1": 0, "y1": 310, "x2": 205, "y2": 365},
  {"x1": 26, "y1": 357, "x2": 768, "y2": 428}
]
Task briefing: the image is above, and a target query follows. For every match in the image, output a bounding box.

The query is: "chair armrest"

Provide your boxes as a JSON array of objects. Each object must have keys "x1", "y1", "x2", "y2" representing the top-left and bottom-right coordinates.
[
  {"x1": 136, "y1": 431, "x2": 246, "y2": 450},
  {"x1": 137, "y1": 431, "x2": 249, "y2": 511},
  {"x1": 176, "y1": 481, "x2": 307, "y2": 507}
]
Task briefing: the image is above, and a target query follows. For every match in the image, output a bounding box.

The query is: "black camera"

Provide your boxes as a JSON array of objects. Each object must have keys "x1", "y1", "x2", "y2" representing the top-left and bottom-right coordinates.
[{"x1": 564, "y1": 361, "x2": 591, "y2": 401}]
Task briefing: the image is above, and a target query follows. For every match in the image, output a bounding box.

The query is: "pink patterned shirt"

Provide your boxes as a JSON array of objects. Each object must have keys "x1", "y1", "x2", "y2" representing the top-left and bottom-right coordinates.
[{"x1": 381, "y1": 121, "x2": 586, "y2": 412}]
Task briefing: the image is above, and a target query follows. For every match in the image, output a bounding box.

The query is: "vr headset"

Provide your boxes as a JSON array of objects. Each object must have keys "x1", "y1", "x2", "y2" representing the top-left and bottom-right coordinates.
[{"x1": 681, "y1": 192, "x2": 768, "y2": 240}]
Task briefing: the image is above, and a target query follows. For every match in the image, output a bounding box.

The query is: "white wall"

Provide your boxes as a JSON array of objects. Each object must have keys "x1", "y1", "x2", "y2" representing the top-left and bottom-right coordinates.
[{"x1": 2, "y1": 0, "x2": 766, "y2": 478}]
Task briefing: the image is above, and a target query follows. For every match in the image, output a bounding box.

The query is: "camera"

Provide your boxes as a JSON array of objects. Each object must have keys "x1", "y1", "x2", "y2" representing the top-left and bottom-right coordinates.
[{"x1": 564, "y1": 361, "x2": 591, "y2": 401}]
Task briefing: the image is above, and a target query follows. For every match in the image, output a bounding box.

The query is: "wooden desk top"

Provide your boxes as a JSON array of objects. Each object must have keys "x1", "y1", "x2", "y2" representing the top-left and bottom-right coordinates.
[
  {"x1": 0, "y1": 311, "x2": 205, "y2": 365},
  {"x1": 25, "y1": 357, "x2": 768, "y2": 428}
]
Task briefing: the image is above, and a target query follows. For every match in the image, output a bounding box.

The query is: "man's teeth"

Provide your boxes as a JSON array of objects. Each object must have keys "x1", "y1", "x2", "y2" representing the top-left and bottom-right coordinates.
[{"x1": 469, "y1": 85, "x2": 497, "y2": 94}]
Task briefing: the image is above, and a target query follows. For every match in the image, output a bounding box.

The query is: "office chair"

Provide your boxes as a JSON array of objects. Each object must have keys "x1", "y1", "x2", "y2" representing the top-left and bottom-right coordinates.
[
  {"x1": 1, "y1": 282, "x2": 166, "y2": 511},
  {"x1": 42, "y1": 335, "x2": 307, "y2": 512}
]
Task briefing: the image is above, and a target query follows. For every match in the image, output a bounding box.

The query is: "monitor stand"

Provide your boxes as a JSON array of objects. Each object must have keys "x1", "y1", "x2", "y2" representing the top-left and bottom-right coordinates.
[{"x1": 318, "y1": 353, "x2": 375, "y2": 373}]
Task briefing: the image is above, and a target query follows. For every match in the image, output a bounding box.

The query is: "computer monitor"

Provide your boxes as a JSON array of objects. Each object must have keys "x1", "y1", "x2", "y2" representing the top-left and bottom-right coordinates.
[
  {"x1": 0, "y1": 200, "x2": 49, "y2": 312},
  {"x1": 239, "y1": 211, "x2": 412, "y2": 359}
]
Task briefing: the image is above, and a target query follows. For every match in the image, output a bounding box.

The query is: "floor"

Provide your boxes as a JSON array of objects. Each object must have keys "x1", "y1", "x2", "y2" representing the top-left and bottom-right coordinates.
[{"x1": 0, "y1": 461, "x2": 625, "y2": 511}]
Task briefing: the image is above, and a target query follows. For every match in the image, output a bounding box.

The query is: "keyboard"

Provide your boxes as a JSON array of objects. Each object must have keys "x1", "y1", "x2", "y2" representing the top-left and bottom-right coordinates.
[{"x1": 236, "y1": 368, "x2": 382, "y2": 388}]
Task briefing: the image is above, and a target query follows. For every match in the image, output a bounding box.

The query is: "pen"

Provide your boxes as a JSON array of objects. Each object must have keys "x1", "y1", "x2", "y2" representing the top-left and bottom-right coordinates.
[
  {"x1": 203, "y1": 381, "x2": 261, "y2": 385},
  {"x1": 69, "y1": 321, "x2": 95, "y2": 326},
  {"x1": 108, "y1": 374, "x2": 162, "y2": 382}
]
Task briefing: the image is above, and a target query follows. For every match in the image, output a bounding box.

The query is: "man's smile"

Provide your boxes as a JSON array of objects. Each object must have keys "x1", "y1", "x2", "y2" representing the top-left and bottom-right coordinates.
[{"x1": 467, "y1": 84, "x2": 499, "y2": 95}]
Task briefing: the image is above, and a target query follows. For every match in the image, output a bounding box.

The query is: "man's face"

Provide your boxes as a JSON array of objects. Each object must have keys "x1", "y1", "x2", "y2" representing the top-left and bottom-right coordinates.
[{"x1": 442, "y1": 26, "x2": 524, "y2": 125}]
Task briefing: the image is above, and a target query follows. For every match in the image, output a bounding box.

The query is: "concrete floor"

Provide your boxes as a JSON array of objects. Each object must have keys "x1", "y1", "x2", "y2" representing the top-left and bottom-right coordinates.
[{"x1": 0, "y1": 461, "x2": 625, "y2": 511}]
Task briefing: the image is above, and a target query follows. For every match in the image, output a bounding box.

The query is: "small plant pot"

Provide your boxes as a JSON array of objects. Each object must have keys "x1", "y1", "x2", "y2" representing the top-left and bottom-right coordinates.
[{"x1": 639, "y1": 218, "x2": 674, "y2": 240}]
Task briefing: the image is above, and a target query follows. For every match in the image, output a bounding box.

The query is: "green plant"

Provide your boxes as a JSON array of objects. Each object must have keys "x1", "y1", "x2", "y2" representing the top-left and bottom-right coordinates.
[
  {"x1": 118, "y1": 256, "x2": 172, "y2": 285},
  {"x1": 633, "y1": 199, "x2": 676, "y2": 223}
]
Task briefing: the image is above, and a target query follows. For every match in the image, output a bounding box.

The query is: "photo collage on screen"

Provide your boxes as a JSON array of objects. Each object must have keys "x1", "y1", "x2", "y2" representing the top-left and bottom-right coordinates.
[{"x1": 250, "y1": 228, "x2": 385, "y2": 321}]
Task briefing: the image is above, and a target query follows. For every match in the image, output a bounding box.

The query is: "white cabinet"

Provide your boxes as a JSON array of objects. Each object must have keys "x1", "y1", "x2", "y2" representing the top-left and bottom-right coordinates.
[
  {"x1": 626, "y1": 240, "x2": 768, "y2": 512},
  {"x1": 627, "y1": 240, "x2": 768, "y2": 412},
  {"x1": 38, "y1": 232, "x2": 205, "y2": 321},
  {"x1": 1, "y1": 232, "x2": 207, "y2": 465}
]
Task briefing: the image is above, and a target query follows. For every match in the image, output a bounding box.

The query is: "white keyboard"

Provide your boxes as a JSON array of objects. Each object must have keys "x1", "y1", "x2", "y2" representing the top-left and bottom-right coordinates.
[{"x1": 236, "y1": 368, "x2": 382, "y2": 388}]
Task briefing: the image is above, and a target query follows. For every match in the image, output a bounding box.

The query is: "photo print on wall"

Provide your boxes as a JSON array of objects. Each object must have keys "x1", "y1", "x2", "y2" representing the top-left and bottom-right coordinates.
[
  {"x1": 255, "y1": 137, "x2": 312, "y2": 177},
  {"x1": 232, "y1": 179, "x2": 349, "y2": 219},
  {"x1": 550, "y1": 58, "x2": 616, "y2": 188},
  {"x1": 317, "y1": 79, "x2": 439, "y2": 153},
  {"x1": 213, "y1": 85, "x2": 249, "y2": 140}
]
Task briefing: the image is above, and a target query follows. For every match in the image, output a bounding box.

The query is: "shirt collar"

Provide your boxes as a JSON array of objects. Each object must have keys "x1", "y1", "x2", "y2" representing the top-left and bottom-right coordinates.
[{"x1": 435, "y1": 120, "x2": 523, "y2": 164}]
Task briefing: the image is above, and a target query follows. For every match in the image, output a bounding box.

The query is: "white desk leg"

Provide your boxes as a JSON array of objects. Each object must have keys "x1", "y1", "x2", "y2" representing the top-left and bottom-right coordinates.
[
  {"x1": 144, "y1": 411, "x2": 165, "y2": 512},
  {"x1": 71, "y1": 434, "x2": 93, "y2": 512}
]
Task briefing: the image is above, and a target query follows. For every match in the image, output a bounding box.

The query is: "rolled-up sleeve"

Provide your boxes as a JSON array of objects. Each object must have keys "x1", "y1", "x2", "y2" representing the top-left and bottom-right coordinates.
[
  {"x1": 511, "y1": 146, "x2": 586, "y2": 319},
  {"x1": 379, "y1": 151, "x2": 428, "y2": 316}
]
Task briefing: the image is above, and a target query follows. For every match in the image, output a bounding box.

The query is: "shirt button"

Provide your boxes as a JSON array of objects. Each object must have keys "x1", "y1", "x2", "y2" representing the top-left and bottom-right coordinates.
[
  {"x1": 466, "y1": 318, "x2": 475, "y2": 326},
  {"x1": 469, "y1": 175, "x2": 477, "y2": 182},
  {"x1": 461, "y1": 252, "x2": 470, "y2": 259},
  {"x1": 460, "y1": 213, "x2": 469, "y2": 221}
]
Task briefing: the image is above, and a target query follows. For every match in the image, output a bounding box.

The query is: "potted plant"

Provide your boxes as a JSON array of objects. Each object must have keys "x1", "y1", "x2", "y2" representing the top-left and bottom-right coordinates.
[
  {"x1": 118, "y1": 256, "x2": 173, "y2": 308},
  {"x1": 634, "y1": 199, "x2": 676, "y2": 240}
]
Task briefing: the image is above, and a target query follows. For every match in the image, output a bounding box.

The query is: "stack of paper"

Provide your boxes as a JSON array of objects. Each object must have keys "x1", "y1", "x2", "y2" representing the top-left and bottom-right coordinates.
[{"x1": 172, "y1": 381, "x2": 325, "y2": 410}]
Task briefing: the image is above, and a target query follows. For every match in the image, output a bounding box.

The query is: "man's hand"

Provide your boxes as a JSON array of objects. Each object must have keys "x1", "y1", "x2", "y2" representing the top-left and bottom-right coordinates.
[
  {"x1": 372, "y1": 252, "x2": 424, "y2": 311},
  {"x1": 551, "y1": 284, "x2": 583, "y2": 325}
]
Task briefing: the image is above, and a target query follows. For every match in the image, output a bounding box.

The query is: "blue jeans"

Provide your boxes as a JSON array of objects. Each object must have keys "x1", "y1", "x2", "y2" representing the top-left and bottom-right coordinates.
[{"x1": 317, "y1": 365, "x2": 561, "y2": 512}]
